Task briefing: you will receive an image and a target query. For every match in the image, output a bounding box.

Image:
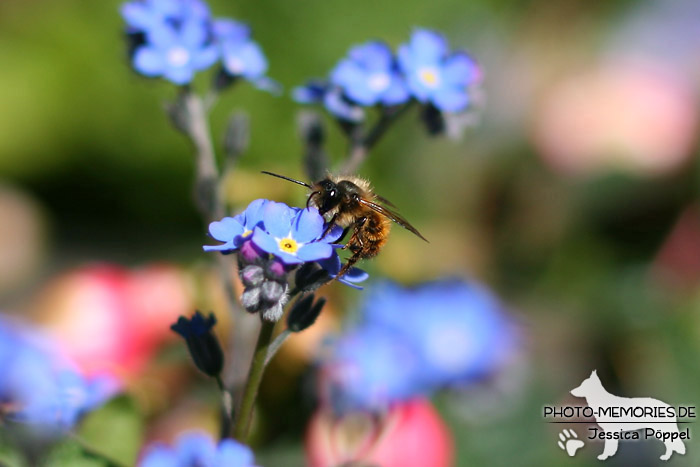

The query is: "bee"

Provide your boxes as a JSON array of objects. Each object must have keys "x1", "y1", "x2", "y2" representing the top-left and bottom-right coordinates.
[{"x1": 261, "y1": 171, "x2": 428, "y2": 278}]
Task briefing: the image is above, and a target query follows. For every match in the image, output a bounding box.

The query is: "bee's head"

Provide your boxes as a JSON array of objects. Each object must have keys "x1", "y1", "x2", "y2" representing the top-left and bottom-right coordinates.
[{"x1": 312, "y1": 179, "x2": 342, "y2": 214}]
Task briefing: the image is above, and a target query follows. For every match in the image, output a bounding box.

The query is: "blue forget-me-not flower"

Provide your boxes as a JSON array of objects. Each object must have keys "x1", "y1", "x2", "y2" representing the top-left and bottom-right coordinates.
[
  {"x1": 251, "y1": 202, "x2": 342, "y2": 265},
  {"x1": 330, "y1": 41, "x2": 409, "y2": 107},
  {"x1": 397, "y1": 29, "x2": 481, "y2": 113},
  {"x1": 320, "y1": 279, "x2": 516, "y2": 412},
  {"x1": 131, "y1": 17, "x2": 219, "y2": 85},
  {"x1": 204, "y1": 199, "x2": 366, "y2": 321},
  {"x1": 0, "y1": 318, "x2": 117, "y2": 434},
  {"x1": 121, "y1": 0, "x2": 274, "y2": 87},
  {"x1": 140, "y1": 431, "x2": 257, "y2": 467}
]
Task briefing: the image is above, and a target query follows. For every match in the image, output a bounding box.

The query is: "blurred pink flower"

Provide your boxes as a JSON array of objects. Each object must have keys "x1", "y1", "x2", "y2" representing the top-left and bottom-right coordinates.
[
  {"x1": 533, "y1": 60, "x2": 697, "y2": 176},
  {"x1": 33, "y1": 264, "x2": 194, "y2": 383},
  {"x1": 305, "y1": 399, "x2": 453, "y2": 467}
]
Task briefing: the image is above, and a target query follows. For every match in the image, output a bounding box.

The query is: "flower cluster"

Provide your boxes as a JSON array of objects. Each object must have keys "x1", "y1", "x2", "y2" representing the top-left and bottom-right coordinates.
[
  {"x1": 294, "y1": 29, "x2": 481, "y2": 122},
  {"x1": 0, "y1": 317, "x2": 117, "y2": 434},
  {"x1": 319, "y1": 279, "x2": 516, "y2": 412},
  {"x1": 204, "y1": 199, "x2": 366, "y2": 320},
  {"x1": 140, "y1": 431, "x2": 257, "y2": 467},
  {"x1": 121, "y1": 0, "x2": 271, "y2": 87}
]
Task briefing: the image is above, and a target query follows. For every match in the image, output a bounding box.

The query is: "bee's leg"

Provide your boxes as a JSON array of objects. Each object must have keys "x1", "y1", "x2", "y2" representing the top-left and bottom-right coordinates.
[
  {"x1": 319, "y1": 213, "x2": 338, "y2": 240},
  {"x1": 341, "y1": 217, "x2": 366, "y2": 250},
  {"x1": 336, "y1": 251, "x2": 361, "y2": 280}
]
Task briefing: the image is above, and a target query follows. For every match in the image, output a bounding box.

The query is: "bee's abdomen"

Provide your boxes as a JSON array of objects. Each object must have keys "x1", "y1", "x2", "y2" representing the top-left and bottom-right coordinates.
[{"x1": 349, "y1": 213, "x2": 390, "y2": 258}]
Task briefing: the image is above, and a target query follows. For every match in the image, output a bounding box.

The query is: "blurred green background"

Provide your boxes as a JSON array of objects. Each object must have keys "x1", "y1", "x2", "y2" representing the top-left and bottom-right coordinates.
[{"x1": 1, "y1": 0, "x2": 700, "y2": 465}]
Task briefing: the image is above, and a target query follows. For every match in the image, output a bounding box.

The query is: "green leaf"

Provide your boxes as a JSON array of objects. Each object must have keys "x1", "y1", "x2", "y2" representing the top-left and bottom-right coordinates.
[
  {"x1": 42, "y1": 441, "x2": 107, "y2": 467},
  {"x1": 0, "y1": 435, "x2": 28, "y2": 467},
  {"x1": 76, "y1": 395, "x2": 144, "y2": 467}
]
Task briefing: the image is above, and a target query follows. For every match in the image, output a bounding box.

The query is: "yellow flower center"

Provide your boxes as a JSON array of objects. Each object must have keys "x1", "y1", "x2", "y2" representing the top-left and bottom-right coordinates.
[
  {"x1": 242, "y1": 229, "x2": 253, "y2": 238},
  {"x1": 419, "y1": 67, "x2": 440, "y2": 88},
  {"x1": 278, "y1": 237, "x2": 299, "y2": 253}
]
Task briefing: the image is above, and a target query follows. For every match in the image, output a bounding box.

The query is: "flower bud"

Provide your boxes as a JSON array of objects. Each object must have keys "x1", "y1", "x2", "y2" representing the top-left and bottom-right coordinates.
[
  {"x1": 240, "y1": 265, "x2": 264, "y2": 287},
  {"x1": 171, "y1": 311, "x2": 224, "y2": 378},
  {"x1": 261, "y1": 280, "x2": 285, "y2": 303},
  {"x1": 240, "y1": 287, "x2": 262, "y2": 312},
  {"x1": 262, "y1": 301, "x2": 284, "y2": 322},
  {"x1": 287, "y1": 294, "x2": 326, "y2": 332}
]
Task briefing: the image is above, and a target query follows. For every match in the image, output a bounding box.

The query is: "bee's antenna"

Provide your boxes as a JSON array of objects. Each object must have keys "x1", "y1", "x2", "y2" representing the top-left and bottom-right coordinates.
[{"x1": 261, "y1": 171, "x2": 312, "y2": 188}]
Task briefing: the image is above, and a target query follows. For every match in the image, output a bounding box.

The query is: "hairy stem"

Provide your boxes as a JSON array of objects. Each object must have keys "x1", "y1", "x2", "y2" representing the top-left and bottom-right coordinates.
[
  {"x1": 233, "y1": 318, "x2": 276, "y2": 442},
  {"x1": 181, "y1": 91, "x2": 224, "y2": 223},
  {"x1": 216, "y1": 375, "x2": 234, "y2": 439}
]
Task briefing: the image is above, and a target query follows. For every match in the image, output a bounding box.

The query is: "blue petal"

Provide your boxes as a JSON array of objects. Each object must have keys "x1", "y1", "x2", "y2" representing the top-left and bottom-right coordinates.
[
  {"x1": 182, "y1": 0, "x2": 210, "y2": 21},
  {"x1": 443, "y1": 53, "x2": 480, "y2": 87},
  {"x1": 324, "y1": 89, "x2": 365, "y2": 122},
  {"x1": 331, "y1": 60, "x2": 378, "y2": 106},
  {"x1": 192, "y1": 45, "x2": 219, "y2": 70},
  {"x1": 150, "y1": 0, "x2": 181, "y2": 17},
  {"x1": 330, "y1": 59, "x2": 363, "y2": 87},
  {"x1": 133, "y1": 46, "x2": 165, "y2": 76},
  {"x1": 344, "y1": 266, "x2": 370, "y2": 283},
  {"x1": 251, "y1": 227, "x2": 279, "y2": 254},
  {"x1": 140, "y1": 444, "x2": 178, "y2": 467},
  {"x1": 209, "y1": 217, "x2": 245, "y2": 242},
  {"x1": 349, "y1": 41, "x2": 393, "y2": 71},
  {"x1": 181, "y1": 18, "x2": 207, "y2": 48},
  {"x1": 261, "y1": 202, "x2": 295, "y2": 238},
  {"x1": 293, "y1": 81, "x2": 327, "y2": 104},
  {"x1": 243, "y1": 199, "x2": 268, "y2": 230},
  {"x1": 176, "y1": 432, "x2": 216, "y2": 465},
  {"x1": 252, "y1": 76, "x2": 282, "y2": 95},
  {"x1": 323, "y1": 224, "x2": 344, "y2": 243},
  {"x1": 409, "y1": 29, "x2": 448, "y2": 63},
  {"x1": 203, "y1": 244, "x2": 234, "y2": 252},
  {"x1": 221, "y1": 40, "x2": 268, "y2": 79},
  {"x1": 276, "y1": 252, "x2": 304, "y2": 264},
  {"x1": 164, "y1": 65, "x2": 194, "y2": 85},
  {"x1": 293, "y1": 208, "x2": 325, "y2": 243},
  {"x1": 145, "y1": 22, "x2": 177, "y2": 48},
  {"x1": 213, "y1": 18, "x2": 251, "y2": 42},
  {"x1": 381, "y1": 74, "x2": 410, "y2": 105},
  {"x1": 217, "y1": 439, "x2": 255, "y2": 465},
  {"x1": 120, "y1": 3, "x2": 157, "y2": 30},
  {"x1": 431, "y1": 87, "x2": 469, "y2": 112},
  {"x1": 297, "y1": 242, "x2": 333, "y2": 261}
]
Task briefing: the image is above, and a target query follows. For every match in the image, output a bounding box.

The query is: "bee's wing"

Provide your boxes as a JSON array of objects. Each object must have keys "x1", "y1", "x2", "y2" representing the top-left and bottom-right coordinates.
[
  {"x1": 358, "y1": 198, "x2": 429, "y2": 242},
  {"x1": 374, "y1": 195, "x2": 396, "y2": 208}
]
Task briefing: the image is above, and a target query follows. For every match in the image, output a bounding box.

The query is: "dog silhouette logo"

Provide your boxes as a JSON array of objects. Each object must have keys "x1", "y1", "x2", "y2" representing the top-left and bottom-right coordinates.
[{"x1": 570, "y1": 370, "x2": 687, "y2": 461}]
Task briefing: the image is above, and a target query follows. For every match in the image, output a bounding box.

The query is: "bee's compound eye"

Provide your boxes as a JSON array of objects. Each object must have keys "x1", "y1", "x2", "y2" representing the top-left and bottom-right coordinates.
[{"x1": 329, "y1": 189, "x2": 337, "y2": 198}]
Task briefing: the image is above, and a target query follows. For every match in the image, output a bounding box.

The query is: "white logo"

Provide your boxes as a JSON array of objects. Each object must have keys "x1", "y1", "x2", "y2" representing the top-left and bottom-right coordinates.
[
  {"x1": 557, "y1": 428, "x2": 584, "y2": 456},
  {"x1": 570, "y1": 370, "x2": 687, "y2": 461}
]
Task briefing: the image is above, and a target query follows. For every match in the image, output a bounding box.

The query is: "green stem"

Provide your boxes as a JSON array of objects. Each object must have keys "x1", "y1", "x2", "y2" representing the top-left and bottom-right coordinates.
[
  {"x1": 233, "y1": 318, "x2": 276, "y2": 441},
  {"x1": 264, "y1": 329, "x2": 292, "y2": 366}
]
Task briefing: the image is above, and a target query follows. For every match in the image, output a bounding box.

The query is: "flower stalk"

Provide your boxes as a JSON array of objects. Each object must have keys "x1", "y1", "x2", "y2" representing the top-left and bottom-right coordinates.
[{"x1": 233, "y1": 318, "x2": 277, "y2": 442}]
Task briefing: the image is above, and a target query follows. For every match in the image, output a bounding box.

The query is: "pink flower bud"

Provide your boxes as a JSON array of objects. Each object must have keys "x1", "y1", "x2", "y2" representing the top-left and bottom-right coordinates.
[{"x1": 305, "y1": 399, "x2": 453, "y2": 467}]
